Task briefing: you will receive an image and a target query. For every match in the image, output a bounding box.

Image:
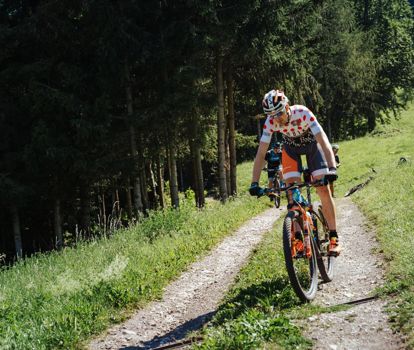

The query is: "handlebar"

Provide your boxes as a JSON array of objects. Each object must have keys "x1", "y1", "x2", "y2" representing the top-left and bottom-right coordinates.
[{"x1": 257, "y1": 179, "x2": 326, "y2": 198}]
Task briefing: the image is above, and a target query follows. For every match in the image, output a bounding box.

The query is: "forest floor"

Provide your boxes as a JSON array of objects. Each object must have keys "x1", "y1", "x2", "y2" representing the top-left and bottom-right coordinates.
[{"x1": 88, "y1": 198, "x2": 405, "y2": 350}]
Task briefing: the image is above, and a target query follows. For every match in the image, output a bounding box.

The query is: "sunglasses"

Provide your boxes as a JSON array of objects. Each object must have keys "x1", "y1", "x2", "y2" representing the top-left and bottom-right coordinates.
[{"x1": 268, "y1": 110, "x2": 285, "y2": 119}]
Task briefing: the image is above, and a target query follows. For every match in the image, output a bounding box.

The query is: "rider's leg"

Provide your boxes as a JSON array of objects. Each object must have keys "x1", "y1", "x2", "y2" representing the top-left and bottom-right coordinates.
[
  {"x1": 278, "y1": 168, "x2": 284, "y2": 186},
  {"x1": 267, "y1": 170, "x2": 275, "y2": 189},
  {"x1": 281, "y1": 147, "x2": 302, "y2": 206},
  {"x1": 314, "y1": 183, "x2": 337, "y2": 231}
]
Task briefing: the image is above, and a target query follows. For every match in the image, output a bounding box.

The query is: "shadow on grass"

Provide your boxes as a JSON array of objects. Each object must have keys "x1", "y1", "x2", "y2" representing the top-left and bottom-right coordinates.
[
  {"x1": 121, "y1": 311, "x2": 216, "y2": 350},
  {"x1": 212, "y1": 276, "x2": 299, "y2": 325}
]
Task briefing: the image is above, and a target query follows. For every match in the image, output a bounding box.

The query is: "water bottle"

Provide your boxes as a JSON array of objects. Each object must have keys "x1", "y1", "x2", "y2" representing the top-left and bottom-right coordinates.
[{"x1": 292, "y1": 188, "x2": 302, "y2": 203}]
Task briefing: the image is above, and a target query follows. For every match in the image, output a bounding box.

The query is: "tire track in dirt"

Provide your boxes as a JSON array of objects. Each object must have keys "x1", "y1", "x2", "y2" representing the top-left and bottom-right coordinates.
[
  {"x1": 302, "y1": 197, "x2": 405, "y2": 350},
  {"x1": 89, "y1": 206, "x2": 283, "y2": 350}
]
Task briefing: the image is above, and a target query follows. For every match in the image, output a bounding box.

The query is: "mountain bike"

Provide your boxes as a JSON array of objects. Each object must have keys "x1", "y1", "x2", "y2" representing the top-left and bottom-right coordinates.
[
  {"x1": 262, "y1": 168, "x2": 282, "y2": 208},
  {"x1": 261, "y1": 179, "x2": 335, "y2": 302}
]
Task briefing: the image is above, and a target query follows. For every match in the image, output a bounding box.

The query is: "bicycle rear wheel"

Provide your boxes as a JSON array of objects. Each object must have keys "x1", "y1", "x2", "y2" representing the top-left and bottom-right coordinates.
[
  {"x1": 283, "y1": 211, "x2": 318, "y2": 302},
  {"x1": 273, "y1": 179, "x2": 281, "y2": 208},
  {"x1": 312, "y1": 204, "x2": 334, "y2": 282}
]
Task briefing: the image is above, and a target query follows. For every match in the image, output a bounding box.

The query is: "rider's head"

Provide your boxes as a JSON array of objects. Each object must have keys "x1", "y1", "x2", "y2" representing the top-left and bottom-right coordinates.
[
  {"x1": 273, "y1": 141, "x2": 282, "y2": 151},
  {"x1": 332, "y1": 144, "x2": 339, "y2": 152},
  {"x1": 262, "y1": 89, "x2": 290, "y2": 123}
]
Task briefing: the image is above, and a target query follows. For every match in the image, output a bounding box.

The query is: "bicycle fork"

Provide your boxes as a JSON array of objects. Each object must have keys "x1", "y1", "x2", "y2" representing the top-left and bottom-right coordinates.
[{"x1": 291, "y1": 209, "x2": 314, "y2": 259}]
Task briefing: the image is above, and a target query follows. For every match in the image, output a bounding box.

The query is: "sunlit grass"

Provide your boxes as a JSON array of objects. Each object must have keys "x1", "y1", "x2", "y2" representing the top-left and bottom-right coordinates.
[{"x1": 0, "y1": 187, "x2": 270, "y2": 349}]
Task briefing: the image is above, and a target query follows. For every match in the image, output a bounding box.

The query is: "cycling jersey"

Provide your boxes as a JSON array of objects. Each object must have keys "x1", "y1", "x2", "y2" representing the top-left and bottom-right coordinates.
[
  {"x1": 260, "y1": 105, "x2": 322, "y2": 147},
  {"x1": 265, "y1": 149, "x2": 282, "y2": 170}
]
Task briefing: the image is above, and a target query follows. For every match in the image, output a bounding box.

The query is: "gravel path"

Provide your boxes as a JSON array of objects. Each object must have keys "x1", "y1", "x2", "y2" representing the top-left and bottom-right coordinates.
[
  {"x1": 89, "y1": 197, "x2": 406, "y2": 350},
  {"x1": 301, "y1": 197, "x2": 405, "y2": 349},
  {"x1": 89, "y1": 206, "x2": 283, "y2": 350}
]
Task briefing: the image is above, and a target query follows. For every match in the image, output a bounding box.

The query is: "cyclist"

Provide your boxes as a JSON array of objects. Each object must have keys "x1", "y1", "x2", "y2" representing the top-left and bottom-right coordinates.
[
  {"x1": 249, "y1": 89, "x2": 341, "y2": 256},
  {"x1": 332, "y1": 144, "x2": 341, "y2": 168},
  {"x1": 265, "y1": 142, "x2": 283, "y2": 193},
  {"x1": 330, "y1": 144, "x2": 341, "y2": 197}
]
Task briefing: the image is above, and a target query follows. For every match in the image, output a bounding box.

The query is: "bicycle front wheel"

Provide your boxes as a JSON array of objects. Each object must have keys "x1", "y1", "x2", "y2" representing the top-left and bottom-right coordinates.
[{"x1": 283, "y1": 211, "x2": 318, "y2": 302}]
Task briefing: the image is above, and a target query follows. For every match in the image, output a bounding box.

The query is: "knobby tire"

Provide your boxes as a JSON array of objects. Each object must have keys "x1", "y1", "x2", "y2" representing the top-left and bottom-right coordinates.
[{"x1": 283, "y1": 211, "x2": 318, "y2": 302}]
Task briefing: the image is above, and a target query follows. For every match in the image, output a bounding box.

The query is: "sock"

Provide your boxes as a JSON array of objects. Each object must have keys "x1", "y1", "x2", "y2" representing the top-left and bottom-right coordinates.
[{"x1": 329, "y1": 230, "x2": 338, "y2": 239}]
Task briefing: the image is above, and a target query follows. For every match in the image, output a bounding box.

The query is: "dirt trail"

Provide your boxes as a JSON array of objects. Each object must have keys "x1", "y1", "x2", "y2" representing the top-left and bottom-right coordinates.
[
  {"x1": 89, "y1": 197, "x2": 405, "y2": 350},
  {"x1": 302, "y1": 197, "x2": 405, "y2": 349},
  {"x1": 89, "y1": 206, "x2": 283, "y2": 350}
]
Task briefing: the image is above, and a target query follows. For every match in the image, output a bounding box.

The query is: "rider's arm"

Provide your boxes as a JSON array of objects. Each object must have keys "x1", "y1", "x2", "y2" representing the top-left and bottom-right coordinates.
[
  {"x1": 252, "y1": 141, "x2": 269, "y2": 183},
  {"x1": 314, "y1": 131, "x2": 336, "y2": 168},
  {"x1": 303, "y1": 108, "x2": 335, "y2": 169}
]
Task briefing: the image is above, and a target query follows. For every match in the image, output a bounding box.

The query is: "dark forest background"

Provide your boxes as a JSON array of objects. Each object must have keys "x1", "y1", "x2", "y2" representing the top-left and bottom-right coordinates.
[{"x1": 1, "y1": 0, "x2": 413, "y2": 262}]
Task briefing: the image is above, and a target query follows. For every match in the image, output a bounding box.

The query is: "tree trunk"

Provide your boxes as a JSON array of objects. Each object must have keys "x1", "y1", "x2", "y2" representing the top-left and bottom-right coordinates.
[
  {"x1": 79, "y1": 181, "x2": 91, "y2": 235},
  {"x1": 101, "y1": 190, "x2": 107, "y2": 235},
  {"x1": 190, "y1": 137, "x2": 205, "y2": 208},
  {"x1": 226, "y1": 64, "x2": 237, "y2": 196},
  {"x1": 256, "y1": 117, "x2": 262, "y2": 140},
  {"x1": 115, "y1": 189, "x2": 120, "y2": 216},
  {"x1": 156, "y1": 155, "x2": 166, "y2": 209},
  {"x1": 190, "y1": 142, "x2": 199, "y2": 205},
  {"x1": 168, "y1": 140, "x2": 180, "y2": 208},
  {"x1": 216, "y1": 51, "x2": 228, "y2": 202},
  {"x1": 179, "y1": 161, "x2": 184, "y2": 192},
  {"x1": 140, "y1": 159, "x2": 149, "y2": 211},
  {"x1": 54, "y1": 198, "x2": 63, "y2": 249},
  {"x1": 125, "y1": 62, "x2": 143, "y2": 218},
  {"x1": 10, "y1": 204, "x2": 22, "y2": 260},
  {"x1": 147, "y1": 160, "x2": 158, "y2": 209},
  {"x1": 225, "y1": 126, "x2": 231, "y2": 197},
  {"x1": 367, "y1": 112, "x2": 376, "y2": 132},
  {"x1": 327, "y1": 116, "x2": 332, "y2": 140},
  {"x1": 194, "y1": 142, "x2": 205, "y2": 207},
  {"x1": 125, "y1": 178, "x2": 133, "y2": 219}
]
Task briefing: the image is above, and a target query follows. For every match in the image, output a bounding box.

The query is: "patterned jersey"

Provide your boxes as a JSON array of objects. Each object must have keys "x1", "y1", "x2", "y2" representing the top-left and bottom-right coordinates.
[{"x1": 260, "y1": 105, "x2": 322, "y2": 147}]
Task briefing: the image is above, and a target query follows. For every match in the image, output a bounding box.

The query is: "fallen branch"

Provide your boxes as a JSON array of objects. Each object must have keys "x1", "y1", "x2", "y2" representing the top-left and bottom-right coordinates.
[{"x1": 344, "y1": 176, "x2": 374, "y2": 197}]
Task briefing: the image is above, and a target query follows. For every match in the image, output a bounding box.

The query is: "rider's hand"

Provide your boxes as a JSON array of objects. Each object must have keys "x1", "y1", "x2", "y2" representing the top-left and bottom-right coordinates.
[
  {"x1": 324, "y1": 167, "x2": 338, "y2": 184},
  {"x1": 249, "y1": 182, "x2": 264, "y2": 197}
]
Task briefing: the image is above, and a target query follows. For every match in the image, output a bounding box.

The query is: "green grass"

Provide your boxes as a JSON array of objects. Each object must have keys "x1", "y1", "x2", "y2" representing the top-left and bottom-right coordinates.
[
  {"x1": 0, "y1": 166, "x2": 269, "y2": 350},
  {"x1": 195, "y1": 104, "x2": 414, "y2": 349},
  {"x1": 335, "y1": 104, "x2": 414, "y2": 347}
]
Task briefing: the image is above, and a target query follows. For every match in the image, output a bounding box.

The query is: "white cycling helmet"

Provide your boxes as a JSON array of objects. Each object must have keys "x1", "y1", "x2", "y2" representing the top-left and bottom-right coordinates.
[{"x1": 262, "y1": 89, "x2": 289, "y2": 114}]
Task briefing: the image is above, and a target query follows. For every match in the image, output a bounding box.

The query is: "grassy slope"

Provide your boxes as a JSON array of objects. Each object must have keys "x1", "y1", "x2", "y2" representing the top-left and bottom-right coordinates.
[
  {"x1": 0, "y1": 162, "x2": 270, "y2": 350},
  {"x1": 196, "y1": 105, "x2": 414, "y2": 349},
  {"x1": 336, "y1": 105, "x2": 414, "y2": 346}
]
